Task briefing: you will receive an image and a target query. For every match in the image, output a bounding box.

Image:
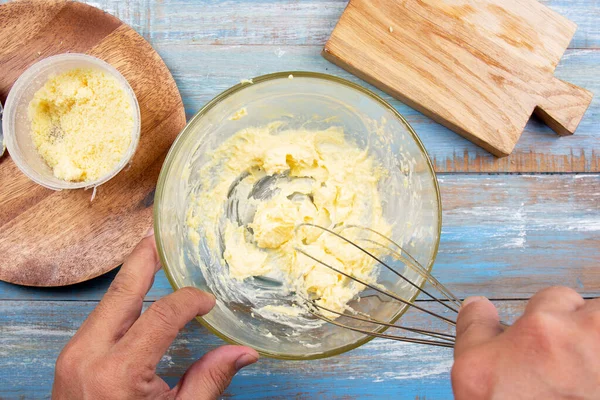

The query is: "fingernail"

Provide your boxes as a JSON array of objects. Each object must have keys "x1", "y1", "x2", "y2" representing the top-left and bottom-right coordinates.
[
  {"x1": 235, "y1": 353, "x2": 258, "y2": 371},
  {"x1": 144, "y1": 227, "x2": 154, "y2": 238},
  {"x1": 462, "y1": 296, "x2": 486, "y2": 308}
]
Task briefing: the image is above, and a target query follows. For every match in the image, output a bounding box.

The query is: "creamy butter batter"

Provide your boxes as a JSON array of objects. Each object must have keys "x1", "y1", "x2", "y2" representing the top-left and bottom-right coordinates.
[{"x1": 186, "y1": 123, "x2": 390, "y2": 319}]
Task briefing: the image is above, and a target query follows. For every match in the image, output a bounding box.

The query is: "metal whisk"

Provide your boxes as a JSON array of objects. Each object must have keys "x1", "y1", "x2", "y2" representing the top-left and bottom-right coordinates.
[{"x1": 294, "y1": 223, "x2": 464, "y2": 348}]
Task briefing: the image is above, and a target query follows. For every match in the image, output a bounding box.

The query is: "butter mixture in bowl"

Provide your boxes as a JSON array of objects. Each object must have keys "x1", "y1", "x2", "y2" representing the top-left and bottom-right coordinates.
[
  {"x1": 155, "y1": 72, "x2": 441, "y2": 359},
  {"x1": 186, "y1": 124, "x2": 391, "y2": 319}
]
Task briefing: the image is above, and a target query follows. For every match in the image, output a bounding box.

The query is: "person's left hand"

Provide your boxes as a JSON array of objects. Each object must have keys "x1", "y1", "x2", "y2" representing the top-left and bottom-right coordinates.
[{"x1": 52, "y1": 230, "x2": 259, "y2": 400}]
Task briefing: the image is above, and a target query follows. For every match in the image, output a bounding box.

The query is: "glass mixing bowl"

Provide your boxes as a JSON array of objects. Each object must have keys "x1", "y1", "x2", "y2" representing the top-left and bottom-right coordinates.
[{"x1": 155, "y1": 72, "x2": 441, "y2": 360}]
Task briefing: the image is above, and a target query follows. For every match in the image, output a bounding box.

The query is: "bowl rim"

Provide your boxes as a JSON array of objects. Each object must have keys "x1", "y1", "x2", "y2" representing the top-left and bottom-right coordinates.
[
  {"x1": 3, "y1": 53, "x2": 141, "y2": 190},
  {"x1": 154, "y1": 71, "x2": 442, "y2": 360}
]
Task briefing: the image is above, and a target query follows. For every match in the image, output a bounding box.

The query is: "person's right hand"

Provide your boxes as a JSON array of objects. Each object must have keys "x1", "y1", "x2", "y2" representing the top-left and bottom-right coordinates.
[{"x1": 452, "y1": 287, "x2": 600, "y2": 399}]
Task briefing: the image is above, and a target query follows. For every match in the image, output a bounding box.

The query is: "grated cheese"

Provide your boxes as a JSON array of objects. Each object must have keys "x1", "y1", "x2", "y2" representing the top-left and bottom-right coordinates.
[{"x1": 28, "y1": 68, "x2": 133, "y2": 182}]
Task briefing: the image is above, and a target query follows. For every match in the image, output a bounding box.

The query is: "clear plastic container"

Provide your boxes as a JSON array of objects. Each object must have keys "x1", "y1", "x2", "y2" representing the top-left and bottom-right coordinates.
[{"x1": 2, "y1": 53, "x2": 141, "y2": 190}]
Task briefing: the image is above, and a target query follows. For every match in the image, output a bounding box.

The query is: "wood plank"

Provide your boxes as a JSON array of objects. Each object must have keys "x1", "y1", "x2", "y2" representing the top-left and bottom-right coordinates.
[
  {"x1": 73, "y1": 0, "x2": 600, "y2": 49},
  {"x1": 437, "y1": 174, "x2": 600, "y2": 297},
  {"x1": 0, "y1": 299, "x2": 528, "y2": 399},
  {"x1": 154, "y1": 44, "x2": 600, "y2": 172},
  {"x1": 1, "y1": 174, "x2": 597, "y2": 301}
]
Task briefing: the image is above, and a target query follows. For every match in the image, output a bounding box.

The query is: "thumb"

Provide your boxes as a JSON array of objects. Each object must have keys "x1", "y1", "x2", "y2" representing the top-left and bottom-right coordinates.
[
  {"x1": 174, "y1": 345, "x2": 259, "y2": 399},
  {"x1": 454, "y1": 296, "x2": 502, "y2": 358}
]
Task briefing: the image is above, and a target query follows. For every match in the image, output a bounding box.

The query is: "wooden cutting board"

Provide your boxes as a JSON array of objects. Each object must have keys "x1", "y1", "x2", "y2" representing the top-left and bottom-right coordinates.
[
  {"x1": 323, "y1": 0, "x2": 593, "y2": 157},
  {"x1": 0, "y1": 0, "x2": 186, "y2": 286}
]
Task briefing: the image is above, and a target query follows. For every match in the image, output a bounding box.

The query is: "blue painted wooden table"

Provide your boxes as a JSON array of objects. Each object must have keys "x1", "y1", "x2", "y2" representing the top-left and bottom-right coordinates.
[{"x1": 0, "y1": 1, "x2": 599, "y2": 398}]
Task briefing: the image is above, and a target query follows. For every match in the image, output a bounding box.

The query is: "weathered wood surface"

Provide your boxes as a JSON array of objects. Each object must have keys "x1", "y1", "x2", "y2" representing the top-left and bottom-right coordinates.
[
  {"x1": 1, "y1": 174, "x2": 598, "y2": 302},
  {"x1": 79, "y1": 0, "x2": 600, "y2": 49},
  {"x1": 0, "y1": 0, "x2": 598, "y2": 399},
  {"x1": 68, "y1": 0, "x2": 600, "y2": 172},
  {"x1": 0, "y1": 300, "x2": 527, "y2": 399}
]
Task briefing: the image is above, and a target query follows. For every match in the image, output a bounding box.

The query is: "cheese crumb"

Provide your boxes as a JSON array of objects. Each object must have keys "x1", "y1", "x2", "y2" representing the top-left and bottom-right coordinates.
[
  {"x1": 389, "y1": 26, "x2": 394, "y2": 33},
  {"x1": 288, "y1": 74, "x2": 294, "y2": 79},
  {"x1": 240, "y1": 78, "x2": 253, "y2": 84},
  {"x1": 28, "y1": 68, "x2": 133, "y2": 182}
]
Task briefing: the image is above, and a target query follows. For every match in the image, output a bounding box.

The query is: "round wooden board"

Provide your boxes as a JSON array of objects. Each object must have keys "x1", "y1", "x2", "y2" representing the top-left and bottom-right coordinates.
[{"x1": 0, "y1": 0, "x2": 186, "y2": 286}]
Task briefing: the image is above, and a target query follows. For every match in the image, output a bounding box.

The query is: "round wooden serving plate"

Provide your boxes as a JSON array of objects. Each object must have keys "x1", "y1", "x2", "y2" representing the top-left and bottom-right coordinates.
[{"x1": 0, "y1": 0, "x2": 186, "y2": 286}]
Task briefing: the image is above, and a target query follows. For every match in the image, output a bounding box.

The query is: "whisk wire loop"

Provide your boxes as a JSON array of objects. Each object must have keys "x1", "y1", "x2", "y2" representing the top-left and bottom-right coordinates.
[
  {"x1": 294, "y1": 246, "x2": 456, "y2": 326},
  {"x1": 312, "y1": 310, "x2": 455, "y2": 348},
  {"x1": 344, "y1": 225, "x2": 462, "y2": 310},
  {"x1": 302, "y1": 298, "x2": 456, "y2": 342},
  {"x1": 294, "y1": 223, "x2": 461, "y2": 348}
]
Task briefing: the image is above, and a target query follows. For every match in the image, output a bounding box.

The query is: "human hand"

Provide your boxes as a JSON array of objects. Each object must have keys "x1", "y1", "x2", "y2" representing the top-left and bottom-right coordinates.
[
  {"x1": 52, "y1": 230, "x2": 259, "y2": 400},
  {"x1": 451, "y1": 287, "x2": 600, "y2": 399}
]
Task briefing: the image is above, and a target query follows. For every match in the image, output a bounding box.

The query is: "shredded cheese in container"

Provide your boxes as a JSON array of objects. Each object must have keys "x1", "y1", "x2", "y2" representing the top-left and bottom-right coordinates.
[{"x1": 28, "y1": 68, "x2": 133, "y2": 182}]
